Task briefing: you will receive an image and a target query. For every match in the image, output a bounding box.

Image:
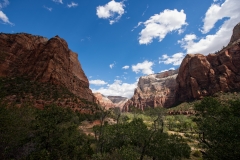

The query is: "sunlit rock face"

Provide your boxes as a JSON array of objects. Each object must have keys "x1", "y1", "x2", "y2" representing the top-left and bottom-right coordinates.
[
  {"x1": 0, "y1": 33, "x2": 95, "y2": 102},
  {"x1": 229, "y1": 22, "x2": 240, "y2": 43},
  {"x1": 123, "y1": 69, "x2": 178, "y2": 111},
  {"x1": 175, "y1": 44, "x2": 240, "y2": 103},
  {"x1": 94, "y1": 93, "x2": 129, "y2": 110},
  {"x1": 175, "y1": 22, "x2": 240, "y2": 103},
  {"x1": 94, "y1": 93, "x2": 115, "y2": 110},
  {"x1": 107, "y1": 96, "x2": 128, "y2": 110},
  {"x1": 124, "y1": 22, "x2": 240, "y2": 111}
]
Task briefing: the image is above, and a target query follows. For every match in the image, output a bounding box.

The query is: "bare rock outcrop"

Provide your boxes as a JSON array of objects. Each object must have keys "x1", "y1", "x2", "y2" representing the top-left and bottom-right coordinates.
[
  {"x1": 230, "y1": 22, "x2": 240, "y2": 43},
  {"x1": 94, "y1": 94, "x2": 128, "y2": 110},
  {"x1": 123, "y1": 70, "x2": 178, "y2": 111},
  {"x1": 0, "y1": 33, "x2": 95, "y2": 102},
  {"x1": 94, "y1": 93, "x2": 115, "y2": 110},
  {"x1": 107, "y1": 96, "x2": 128, "y2": 110},
  {"x1": 175, "y1": 42, "x2": 240, "y2": 102}
]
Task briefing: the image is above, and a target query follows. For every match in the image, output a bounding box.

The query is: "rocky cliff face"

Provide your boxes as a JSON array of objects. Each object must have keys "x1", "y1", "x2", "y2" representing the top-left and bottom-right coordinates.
[
  {"x1": 107, "y1": 96, "x2": 128, "y2": 110},
  {"x1": 123, "y1": 23, "x2": 240, "y2": 110},
  {"x1": 175, "y1": 42, "x2": 240, "y2": 102},
  {"x1": 94, "y1": 93, "x2": 128, "y2": 110},
  {"x1": 94, "y1": 93, "x2": 115, "y2": 110},
  {"x1": 123, "y1": 70, "x2": 178, "y2": 111},
  {"x1": 0, "y1": 33, "x2": 95, "y2": 102},
  {"x1": 230, "y1": 22, "x2": 240, "y2": 43}
]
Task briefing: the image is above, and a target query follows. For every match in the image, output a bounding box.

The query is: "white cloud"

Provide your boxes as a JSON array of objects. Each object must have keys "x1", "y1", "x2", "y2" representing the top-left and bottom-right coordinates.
[
  {"x1": 142, "y1": 4, "x2": 149, "y2": 16},
  {"x1": 122, "y1": 65, "x2": 129, "y2": 69},
  {"x1": 0, "y1": 0, "x2": 13, "y2": 25},
  {"x1": 52, "y1": 0, "x2": 63, "y2": 4},
  {"x1": 67, "y1": 2, "x2": 78, "y2": 8},
  {"x1": 132, "y1": 60, "x2": 154, "y2": 75},
  {"x1": 159, "y1": 53, "x2": 185, "y2": 66},
  {"x1": 90, "y1": 79, "x2": 107, "y2": 86},
  {"x1": 43, "y1": 6, "x2": 52, "y2": 11},
  {"x1": 110, "y1": 63, "x2": 114, "y2": 69},
  {"x1": 138, "y1": 9, "x2": 187, "y2": 45},
  {"x1": 0, "y1": 10, "x2": 13, "y2": 25},
  {"x1": 96, "y1": 0, "x2": 125, "y2": 25},
  {"x1": 92, "y1": 80, "x2": 137, "y2": 98},
  {"x1": 179, "y1": 0, "x2": 240, "y2": 55},
  {"x1": 0, "y1": 0, "x2": 9, "y2": 9}
]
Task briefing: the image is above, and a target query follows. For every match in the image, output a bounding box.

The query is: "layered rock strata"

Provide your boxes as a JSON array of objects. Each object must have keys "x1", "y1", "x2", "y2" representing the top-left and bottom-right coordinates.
[
  {"x1": 0, "y1": 33, "x2": 95, "y2": 102},
  {"x1": 94, "y1": 93, "x2": 115, "y2": 110},
  {"x1": 175, "y1": 42, "x2": 240, "y2": 102},
  {"x1": 107, "y1": 96, "x2": 128, "y2": 110},
  {"x1": 123, "y1": 70, "x2": 178, "y2": 111}
]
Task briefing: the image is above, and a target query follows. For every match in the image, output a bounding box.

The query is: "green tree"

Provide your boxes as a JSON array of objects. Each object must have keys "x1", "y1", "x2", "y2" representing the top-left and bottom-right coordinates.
[
  {"x1": 194, "y1": 97, "x2": 240, "y2": 160},
  {"x1": 93, "y1": 116, "x2": 191, "y2": 160},
  {"x1": 0, "y1": 103, "x2": 36, "y2": 159},
  {"x1": 29, "y1": 104, "x2": 93, "y2": 159}
]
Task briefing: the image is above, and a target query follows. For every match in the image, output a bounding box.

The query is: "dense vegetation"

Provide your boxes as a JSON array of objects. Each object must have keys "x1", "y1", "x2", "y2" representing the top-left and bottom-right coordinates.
[
  {"x1": 0, "y1": 102, "x2": 191, "y2": 160},
  {"x1": 0, "y1": 76, "x2": 239, "y2": 159},
  {"x1": 194, "y1": 97, "x2": 240, "y2": 160}
]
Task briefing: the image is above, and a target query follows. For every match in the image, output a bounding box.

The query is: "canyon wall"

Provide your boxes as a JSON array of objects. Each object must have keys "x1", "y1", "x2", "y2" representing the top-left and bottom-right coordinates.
[{"x1": 0, "y1": 33, "x2": 95, "y2": 102}]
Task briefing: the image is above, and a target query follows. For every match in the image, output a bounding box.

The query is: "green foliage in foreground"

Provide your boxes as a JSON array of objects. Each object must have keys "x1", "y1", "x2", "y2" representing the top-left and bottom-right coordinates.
[
  {"x1": 0, "y1": 103, "x2": 191, "y2": 160},
  {"x1": 93, "y1": 111, "x2": 191, "y2": 160},
  {"x1": 5, "y1": 96, "x2": 240, "y2": 159},
  {"x1": 0, "y1": 103, "x2": 93, "y2": 160},
  {"x1": 194, "y1": 97, "x2": 240, "y2": 160}
]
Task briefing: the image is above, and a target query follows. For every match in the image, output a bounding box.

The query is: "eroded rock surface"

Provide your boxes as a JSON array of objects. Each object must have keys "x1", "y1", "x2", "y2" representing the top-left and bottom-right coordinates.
[
  {"x1": 175, "y1": 43, "x2": 240, "y2": 102},
  {"x1": 123, "y1": 70, "x2": 178, "y2": 111},
  {"x1": 107, "y1": 96, "x2": 128, "y2": 110},
  {"x1": 94, "y1": 93, "x2": 115, "y2": 110},
  {"x1": 0, "y1": 33, "x2": 95, "y2": 102}
]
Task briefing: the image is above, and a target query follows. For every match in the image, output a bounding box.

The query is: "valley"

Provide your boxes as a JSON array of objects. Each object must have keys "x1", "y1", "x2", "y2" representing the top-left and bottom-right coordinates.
[{"x1": 0, "y1": 22, "x2": 240, "y2": 159}]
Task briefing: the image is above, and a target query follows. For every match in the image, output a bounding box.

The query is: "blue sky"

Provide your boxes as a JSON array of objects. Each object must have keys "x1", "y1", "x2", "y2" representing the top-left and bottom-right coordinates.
[{"x1": 0, "y1": 0, "x2": 239, "y2": 98}]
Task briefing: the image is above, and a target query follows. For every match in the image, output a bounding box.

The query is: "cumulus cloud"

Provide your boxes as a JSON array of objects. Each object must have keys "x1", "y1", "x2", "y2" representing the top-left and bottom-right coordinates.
[
  {"x1": 67, "y1": 2, "x2": 78, "y2": 8},
  {"x1": 92, "y1": 80, "x2": 137, "y2": 98},
  {"x1": 89, "y1": 79, "x2": 107, "y2": 86},
  {"x1": 0, "y1": 0, "x2": 9, "y2": 9},
  {"x1": 159, "y1": 53, "x2": 185, "y2": 66},
  {"x1": 179, "y1": 0, "x2": 240, "y2": 55},
  {"x1": 138, "y1": 9, "x2": 187, "y2": 45},
  {"x1": 52, "y1": 0, "x2": 63, "y2": 4},
  {"x1": 132, "y1": 60, "x2": 154, "y2": 75},
  {"x1": 96, "y1": 0, "x2": 125, "y2": 25},
  {"x1": 122, "y1": 65, "x2": 129, "y2": 69}
]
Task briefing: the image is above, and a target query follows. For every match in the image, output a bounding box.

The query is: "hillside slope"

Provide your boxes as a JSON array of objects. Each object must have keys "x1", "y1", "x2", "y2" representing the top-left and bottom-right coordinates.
[{"x1": 0, "y1": 33, "x2": 95, "y2": 102}]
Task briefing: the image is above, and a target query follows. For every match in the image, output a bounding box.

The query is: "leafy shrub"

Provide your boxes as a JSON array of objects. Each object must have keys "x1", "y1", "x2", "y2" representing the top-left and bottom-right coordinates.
[{"x1": 192, "y1": 150, "x2": 202, "y2": 157}]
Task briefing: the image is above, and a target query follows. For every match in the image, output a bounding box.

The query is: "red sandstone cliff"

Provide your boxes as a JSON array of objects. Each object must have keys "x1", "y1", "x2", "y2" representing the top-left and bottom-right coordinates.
[
  {"x1": 94, "y1": 93, "x2": 115, "y2": 110},
  {"x1": 124, "y1": 22, "x2": 240, "y2": 110},
  {"x1": 123, "y1": 70, "x2": 178, "y2": 111},
  {"x1": 94, "y1": 93, "x2": 128, "y2": 110},
  {"x1": 175, "y1": 42, "x2": 240, "y2": 102},
  {"x1": 107, "y1": 96, "x2": 128, "y2": 110},
  {"x1": 0, "y1": 33, "x2": 95, "y2": 102}
]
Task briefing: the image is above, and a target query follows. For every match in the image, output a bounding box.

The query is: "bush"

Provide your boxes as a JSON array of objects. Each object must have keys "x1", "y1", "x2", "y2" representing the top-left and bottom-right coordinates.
[{"x1": 192, "y1": 150, "x2": 202, "y2": 157}]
